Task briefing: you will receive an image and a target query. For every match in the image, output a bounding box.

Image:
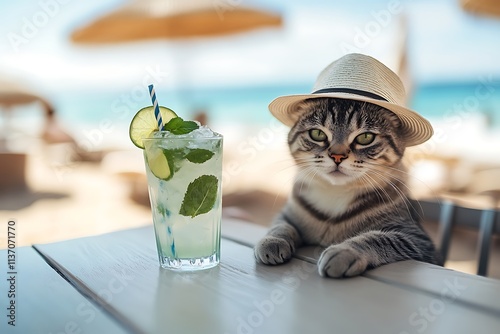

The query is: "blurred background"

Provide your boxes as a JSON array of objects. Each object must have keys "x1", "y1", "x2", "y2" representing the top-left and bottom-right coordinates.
[{"x1": 1, "y1": 0, "x2": 500, "y2": 276}]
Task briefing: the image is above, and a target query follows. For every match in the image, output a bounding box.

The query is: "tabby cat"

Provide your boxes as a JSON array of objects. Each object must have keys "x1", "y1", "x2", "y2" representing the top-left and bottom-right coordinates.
[{"x1": 254, "y1": 98, "x2": 441, "y2": 278}]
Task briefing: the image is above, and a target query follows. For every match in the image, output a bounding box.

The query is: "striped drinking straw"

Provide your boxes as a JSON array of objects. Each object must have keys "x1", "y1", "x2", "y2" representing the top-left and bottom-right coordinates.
[{"x1": 148, "y1": 84, "x2": 163, "y2": 130}]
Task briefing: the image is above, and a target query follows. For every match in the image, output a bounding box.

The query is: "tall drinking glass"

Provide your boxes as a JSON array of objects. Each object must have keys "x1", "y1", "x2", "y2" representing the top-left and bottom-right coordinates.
[{"x1": 142, "y1": 131, "x2": 223, "y2": 271}]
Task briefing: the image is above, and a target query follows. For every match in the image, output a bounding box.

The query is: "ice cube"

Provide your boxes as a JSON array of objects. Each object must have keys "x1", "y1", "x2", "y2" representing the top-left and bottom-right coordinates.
[
  {"x1": 150, "y1": 124, "x2": 220, "y2": 139},
  {"x1": 190, "y1": 125, "x2": 217, "y2": 138}
]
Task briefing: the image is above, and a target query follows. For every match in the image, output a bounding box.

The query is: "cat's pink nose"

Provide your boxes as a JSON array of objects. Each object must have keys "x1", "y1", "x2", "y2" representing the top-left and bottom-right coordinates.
[{"x1": 329, "y1": 153, "x2": 348, "y2": 165}]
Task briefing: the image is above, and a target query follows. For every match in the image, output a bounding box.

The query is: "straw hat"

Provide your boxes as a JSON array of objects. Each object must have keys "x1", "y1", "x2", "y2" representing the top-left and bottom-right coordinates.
[{"x1": 269, "y1": 53, "x2": 433, "y2": 146}]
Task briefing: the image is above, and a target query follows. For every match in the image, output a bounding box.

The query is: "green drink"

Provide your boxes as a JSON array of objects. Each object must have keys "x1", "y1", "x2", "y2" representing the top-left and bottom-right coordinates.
[
  {"x1": 128, "y1": 91, "x2": 223, "y2": 271},
  {"x1": 143, "y1": 129, "x2": 223, "y2": 270}
]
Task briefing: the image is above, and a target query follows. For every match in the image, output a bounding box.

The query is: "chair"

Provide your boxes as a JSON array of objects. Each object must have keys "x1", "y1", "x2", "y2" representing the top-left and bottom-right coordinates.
[{"x1": 417, "y1": 199, "x2": 499, "y2": 276}]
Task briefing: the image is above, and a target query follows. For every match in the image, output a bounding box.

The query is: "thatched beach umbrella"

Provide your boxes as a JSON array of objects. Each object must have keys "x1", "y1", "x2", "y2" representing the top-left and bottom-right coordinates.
[
  {"x1": 0, "y1": 79, "x2": 75, "y2": 145},
  {"x1": 460, "y1": 0, "x2": 500, "y2": 18},
  {"x1": 0, "y1": 79, "x2": 64, "y2": 189},
  {"x1": 70, "y1": 0, "x2": 282, "y2": 43}
]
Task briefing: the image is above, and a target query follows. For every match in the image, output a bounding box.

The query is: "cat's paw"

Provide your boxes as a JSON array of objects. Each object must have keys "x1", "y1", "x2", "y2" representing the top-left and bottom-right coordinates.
[
  {"x1": 254, "y1": 236, "x2": 294, "y2": 265},
  {"x1": 317, "y1": 245, "x2": 368, "y2": 278}
]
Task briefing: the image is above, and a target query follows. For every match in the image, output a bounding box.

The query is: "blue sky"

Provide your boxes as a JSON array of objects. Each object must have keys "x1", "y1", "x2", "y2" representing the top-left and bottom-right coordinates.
[{"x1": 1, "y1": 0, "x2": 500, "y2": 94}]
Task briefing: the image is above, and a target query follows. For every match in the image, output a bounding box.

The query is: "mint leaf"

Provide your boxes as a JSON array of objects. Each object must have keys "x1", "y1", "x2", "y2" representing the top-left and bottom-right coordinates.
[
  {"x1": 179, "y1": 175, "x2": 218, "y2": 218},
  {"x1": 163, "y1": 117, "x2": 184, "y2": 132},
  {"x1": 163, "y1": 117, "x2": 199, "y2": 135},
  {"x1": 185, "y1": 149, "x2": 214, "y2": 164},
  {"x1": 172, "y1": 120, "x2": 198, "y2": 135}
]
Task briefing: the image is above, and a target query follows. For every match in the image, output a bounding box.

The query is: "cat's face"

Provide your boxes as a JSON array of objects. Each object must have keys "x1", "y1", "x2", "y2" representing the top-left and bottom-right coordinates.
[{"x1": 288, "y1": 98, "x2": 406, "y2": 186}]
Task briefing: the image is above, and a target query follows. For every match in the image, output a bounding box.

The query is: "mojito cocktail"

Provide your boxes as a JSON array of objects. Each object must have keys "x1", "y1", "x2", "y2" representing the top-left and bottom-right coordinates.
[
  {"x1": 128, "y1": 88, "x2": 223, "y2": 271},
  {"x1": 143, "y1": 129, "x2": 222, "y2": 271}
]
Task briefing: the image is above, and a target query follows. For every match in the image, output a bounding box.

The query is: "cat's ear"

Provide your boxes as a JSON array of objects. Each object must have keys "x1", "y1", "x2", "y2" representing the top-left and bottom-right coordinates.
[
  {"x1": 289, "y1": 102, "x2": 309, "y2": 133},
  {"x1": 296, "y1": 100, "x2": 312, "y2": 114},
  {"x1": 291, "y1": 100, "x2": 316, "y2": 128},
  {"x1": 388, "y1": 112, "x2": 403, "y2": 129},
  {"x1": 388, "y1": 113, "x2": 411, "y2": 147}
]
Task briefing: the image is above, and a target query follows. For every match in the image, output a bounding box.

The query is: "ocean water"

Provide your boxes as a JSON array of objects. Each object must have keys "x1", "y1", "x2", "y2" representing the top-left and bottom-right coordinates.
[
  {"x1": 411, "y1": 81, "x2": 500, "y2": 127},
  {"x1": 55, "y1": 81, "x2": 500, "y2": 123},
  {"x1": 2, "y1": 81, "x2": 500, "y2": 150}
]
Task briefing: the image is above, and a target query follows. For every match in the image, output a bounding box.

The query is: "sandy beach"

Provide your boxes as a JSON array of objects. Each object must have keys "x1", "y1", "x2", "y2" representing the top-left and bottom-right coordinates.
[{"x1": 0, "y1": 145, "x2": 152, "y2": 247}]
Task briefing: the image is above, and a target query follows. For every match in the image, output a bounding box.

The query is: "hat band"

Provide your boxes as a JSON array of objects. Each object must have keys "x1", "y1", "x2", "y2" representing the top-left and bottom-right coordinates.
[{"x1": 312, "y1": 88, "x2": 388, "y2": 102}]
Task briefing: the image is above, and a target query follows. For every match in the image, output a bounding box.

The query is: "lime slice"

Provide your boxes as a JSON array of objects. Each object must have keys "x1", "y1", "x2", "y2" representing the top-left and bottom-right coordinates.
[
  {"x1": 146, "y1": 147, "x2": 172, "y2": 180},
  {"x1": 129, "y1": 106, "x2": 177, "y2": 149}
]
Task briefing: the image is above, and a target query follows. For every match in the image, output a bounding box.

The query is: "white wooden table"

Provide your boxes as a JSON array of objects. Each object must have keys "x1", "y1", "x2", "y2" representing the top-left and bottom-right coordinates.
[{"x1": 2, "y1": 219, "x2": 500, "y2": 334}]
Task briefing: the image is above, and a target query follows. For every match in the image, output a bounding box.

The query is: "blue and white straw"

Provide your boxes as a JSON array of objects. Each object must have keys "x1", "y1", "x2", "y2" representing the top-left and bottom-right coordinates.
[{"x1": 148, "y1": 84, "x2": 163, "y2": 130}]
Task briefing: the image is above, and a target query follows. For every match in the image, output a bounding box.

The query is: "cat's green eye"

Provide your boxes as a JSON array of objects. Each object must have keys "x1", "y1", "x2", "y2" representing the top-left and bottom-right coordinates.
[
  {"x1": 309, "y1": 129, "x2": 327, "y2": 142},
  {"x1": 355, "y1": 132, "x2": 376, "y2": 145}
]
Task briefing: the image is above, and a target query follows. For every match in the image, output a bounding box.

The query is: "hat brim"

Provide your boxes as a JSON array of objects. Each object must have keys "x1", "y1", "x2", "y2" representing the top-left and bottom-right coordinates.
[{"x1": 269, "y1": 93, "x2": 433, "y2": 147}]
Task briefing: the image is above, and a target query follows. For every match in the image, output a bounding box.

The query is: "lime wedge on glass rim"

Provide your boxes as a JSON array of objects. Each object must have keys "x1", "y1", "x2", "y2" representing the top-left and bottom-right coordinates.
[{"x1": 129, "y1": 106, "x2": 177, "y2": 149}]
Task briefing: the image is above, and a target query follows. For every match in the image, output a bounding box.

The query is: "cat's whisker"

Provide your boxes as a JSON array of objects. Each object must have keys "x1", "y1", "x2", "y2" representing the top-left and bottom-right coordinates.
[
  {"x1": 362, "y1": 161, "x2": 408, "y2": 177},
  {"x1": 363, "y1": 167, "x2": 420, "y2": 222},
  {"x1": 363, "y1": 160, "x2": 442, "y2": 199},
  {"x1": 362, "y1": 163, "x2": 417, "y2": 197},
  {"x1": 270, "y1": 190, "x2": 287, "y2": 214},
  {"x1": 355, "y1": 165, "x2": 415, "y2": 225},
  {"x1": 274, "y1": 163, "x2": 302, "y2": 174},
  {"x1": 359, "y1": 174, "x2": 389, "y2": 207},
  {"x1": 271, "y1": 171, "x2": 301, "y2": 207},
  {"x1": 271, "y1": 158, "x2": 318, "y2": 175},
  {"x1": 362, "y1": 164, "x2": 426, "y2": 215},
  {"x1": 295, "y1": 166, "x2": 318, "y2": 194},
  {"x1": 362, "y1": 173, "x2": 397, "y2": 209}
]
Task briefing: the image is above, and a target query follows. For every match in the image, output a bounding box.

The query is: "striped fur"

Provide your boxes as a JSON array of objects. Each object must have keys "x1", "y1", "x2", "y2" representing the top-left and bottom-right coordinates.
[{"x1": 254, "y1": 98, "x2": 441, "y2": 278}]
